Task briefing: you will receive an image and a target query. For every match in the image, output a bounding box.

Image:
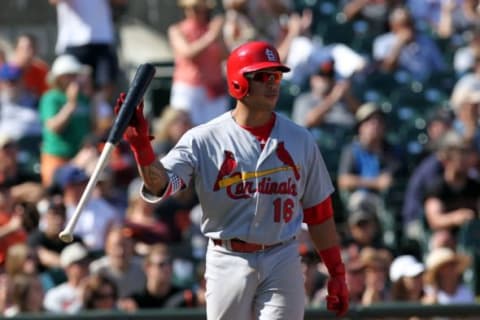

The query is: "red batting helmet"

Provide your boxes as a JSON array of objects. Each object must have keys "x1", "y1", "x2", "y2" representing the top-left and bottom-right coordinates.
[{"x1": 226, "y1": 41, "x2": 290, "y2": 99}]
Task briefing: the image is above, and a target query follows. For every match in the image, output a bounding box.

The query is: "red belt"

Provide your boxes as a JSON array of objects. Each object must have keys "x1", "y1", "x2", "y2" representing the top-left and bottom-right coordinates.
[{"x1": 212, "y1": 238, "x2": 287, "y2": 253}]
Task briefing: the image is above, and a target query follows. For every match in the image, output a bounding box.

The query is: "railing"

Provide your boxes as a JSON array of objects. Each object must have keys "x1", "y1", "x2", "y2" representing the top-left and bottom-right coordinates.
[{"x1": 7, "y1": 303, "x2": 480, "y2": 320}]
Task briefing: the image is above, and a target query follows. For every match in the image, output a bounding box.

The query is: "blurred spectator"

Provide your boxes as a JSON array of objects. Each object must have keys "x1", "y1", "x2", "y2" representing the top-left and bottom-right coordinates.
[
  {"x1": 9, "y1": 33, "x2": 49, "y2": 99},
  {"x1": 152, "y1": 107, "x2": 193, "y2": 158},
  {"x1": 39, "y1": 54, "x2": 92, "y2": 187},
  {"x1": 244, "y1": 0, "x2": 293, "y2": 45},
  {"x1": 120, "y1": 243, "x2": 199, "y2": 310},
  {"x1": 292, "y1": 57, "x2": 360, "y2": 128},
  {"x1": 338, "y1": 102, "x2": 403, "y2": 197},
  {"x1": 0, "y1": 63, "x2": 42, "y2": 139},
  {"x1": 373, "y1": 6, "x2": 447, "y2": 81},
  {"x1": 301, "y1": 250, "x2": 327, "y2": 307},
  {"x1": 124, "y1": 177, "x2": 171, "y2": 256},
  {"x1": 168, "y1": 0, "x2": 230, "y2": 125},
  {"x1": 389, "y1": 254, "x2": 437, "y2": 314},
  {"x1": 424, "y1": 247, "x2": 475, "y2": 304},
  {"x1": 81, "y1": 272, "x2": 119, "y2": 311},
  {"x1": 453, "y1": 27, "x2": 480, "y2": 76},
  {"x1": 342, "y1": 0, "x2": 403, "y2": 36},
  {"x1": 3, "y1": 274, "x2": 45, "y2": 316},
  {"x1": 342, "y1": 193, "x2": 387, "y2": 251},
  {"x1": 450, "y1": 55, "x2": 480, "y2": 109},
  {"x1": 222, "y1": 0, "x2": 257, "y2": 51},
  {"x1": 359, "y1": 246, "x2": 392, "y2": 305},
  {"x1": 401, "y1": 108, "x2": 454, "y2": 239},
  {"x1": 43, "y1": 242, "x2": 90, "y2": 314},
  {"x1": 0, "y1": 134, "x2": 44, "y2": 203},
  {"x1": 451, "y1": 89, "x2": 480, "y2": 152},
  {"x1": 49, "y1": 0, "x2": 120, "y2": 102},
  {"x1": 89, "y1": 225, "x2": 146, "y2": 298},
  {"x1": 27, "y1": 195, "x2": 82, "y2": 286},
  {"x1": 4, "y1": 244, "x2": 40, "y2": 282},
  {"x1": 423, "y1": 130, "x2": 478, "y2": 248},
  {"x1": 436, "y1": 0, "x2": 480, "y2": 39},
  {"x1": 54, "y1": 164, "x2": 118, "y2": 252},
  {"x1": 0, "y1": 185, "x2": 27, "y2": 267},
  {"x1": 342, "y1": 251, "x2": 366, "y2": 306}
]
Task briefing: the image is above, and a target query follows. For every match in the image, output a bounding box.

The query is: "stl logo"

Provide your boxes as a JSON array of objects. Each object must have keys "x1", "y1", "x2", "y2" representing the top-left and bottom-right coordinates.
[{"x1": 265, "y1": 48, "x2": 277, "y2": 61}]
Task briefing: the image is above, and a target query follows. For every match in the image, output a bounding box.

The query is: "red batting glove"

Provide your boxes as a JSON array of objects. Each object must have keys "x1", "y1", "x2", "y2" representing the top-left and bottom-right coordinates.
[
  {"x1": 114, "y1": 93, "x2": 155, "y2": 166},
  {"x1": 319, "y1": 246, "x2": 349, "y2": 317}
]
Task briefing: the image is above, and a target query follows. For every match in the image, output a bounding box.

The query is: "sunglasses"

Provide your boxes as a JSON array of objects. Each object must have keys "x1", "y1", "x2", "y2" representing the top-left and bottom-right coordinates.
[{"x1": 245, "y1": 71, "x2": 283, "y2": 84}]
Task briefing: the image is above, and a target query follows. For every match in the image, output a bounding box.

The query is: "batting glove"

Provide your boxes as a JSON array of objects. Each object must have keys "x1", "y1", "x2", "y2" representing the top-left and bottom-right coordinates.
[
  {"x1": 319, "y1": 246, "x2": 349, "y2": 317},
  {"x1": 114, "y1": 92, "x2": 155, "y2": 166}
]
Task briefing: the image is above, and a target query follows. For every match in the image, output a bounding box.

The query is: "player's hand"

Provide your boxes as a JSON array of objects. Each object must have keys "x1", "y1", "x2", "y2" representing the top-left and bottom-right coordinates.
[
  {"x1": 114, "y1": 92, "x2": 153, "y2": 146},
  {"x1": 326, "y1": 264, "x2": 349, "y2": 317},
  {"x1": 114, "y1": 92, "x2": 155, "y2": 166}
]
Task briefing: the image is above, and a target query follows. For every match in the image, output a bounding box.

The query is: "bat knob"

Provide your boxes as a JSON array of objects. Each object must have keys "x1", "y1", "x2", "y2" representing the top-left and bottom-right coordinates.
[{"x1": 59, "y1": 231, "x2": 74, "y2": 243}]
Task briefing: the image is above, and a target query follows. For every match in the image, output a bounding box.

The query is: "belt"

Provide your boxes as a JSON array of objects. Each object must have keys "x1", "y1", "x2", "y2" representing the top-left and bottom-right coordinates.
[{"x1": 212, "y1": 238, "x2": 292, "y2": 253}]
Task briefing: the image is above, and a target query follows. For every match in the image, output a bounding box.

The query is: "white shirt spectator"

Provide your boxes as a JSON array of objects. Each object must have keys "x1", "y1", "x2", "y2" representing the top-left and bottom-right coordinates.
[{"x1": 43, "y1": 282, "x2": 83, "y2": 314}]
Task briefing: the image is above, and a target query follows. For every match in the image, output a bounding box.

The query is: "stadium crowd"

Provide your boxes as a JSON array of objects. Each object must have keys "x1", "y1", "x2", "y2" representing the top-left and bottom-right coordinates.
[{"x1": 0, "y1": 0, "x2": 479, "y2": 316}]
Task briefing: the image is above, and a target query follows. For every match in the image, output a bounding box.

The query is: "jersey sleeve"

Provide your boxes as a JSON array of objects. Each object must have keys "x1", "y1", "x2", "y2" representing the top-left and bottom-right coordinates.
[
  {"x1": 301, "y1": 133, "x2": 334, "y2": 209},
  {"x1": 303, "y1": 195, "x2": 334, "y2": 225}
]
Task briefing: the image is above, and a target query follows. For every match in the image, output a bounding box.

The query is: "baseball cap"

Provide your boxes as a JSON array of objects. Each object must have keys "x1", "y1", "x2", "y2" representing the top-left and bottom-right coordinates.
[
  {"x1": 355, "y1": 102, "x2": 384, "y2": 125},
  {"x1": 0, "y1": 63, "x2": 22, "y2": 81},
  {"x1": 348, "y1": 207, "x2": 376, "y2": 226},
  {"x1": 54, "y1": 165, "x2": 89, "y2": 189},
  {"x1": 47, "y1": 54, "x2": 90, "y2": 84},
  {"x1": 60, "y1": 243, "x2": 89, "y2": 268},
  {"x1": 389, "y1": 255, "x2": 425, "y2": 282}
]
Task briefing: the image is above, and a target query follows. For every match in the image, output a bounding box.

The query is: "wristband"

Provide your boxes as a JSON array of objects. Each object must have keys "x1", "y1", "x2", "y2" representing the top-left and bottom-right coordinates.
[
  {"x1": 130, "y1": 138, "x2": 155, "y2": 166},
  {"x1": 319, "y1": 245, "x2": 345, "y2": 277}
]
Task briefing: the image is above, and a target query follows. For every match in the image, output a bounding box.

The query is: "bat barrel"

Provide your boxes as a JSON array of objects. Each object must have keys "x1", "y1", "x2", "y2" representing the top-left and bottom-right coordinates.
[{"x1": 107, "y1": 63, "x2": 156, "y2": 145}]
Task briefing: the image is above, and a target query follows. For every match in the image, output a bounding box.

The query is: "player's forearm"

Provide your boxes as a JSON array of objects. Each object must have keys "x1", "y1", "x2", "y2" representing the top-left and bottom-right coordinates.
[
  {"x1": 307, "y1": 218, "x2": 340, "y2": 251},
  {"x1": 138, "y1": 161, "x2": 169, "y2": 197}
]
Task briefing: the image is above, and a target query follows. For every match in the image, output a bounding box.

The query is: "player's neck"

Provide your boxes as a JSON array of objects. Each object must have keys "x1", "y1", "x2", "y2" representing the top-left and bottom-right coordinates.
[{"x1": 231, "y1": 106, "x2": 274, "y2": 128}]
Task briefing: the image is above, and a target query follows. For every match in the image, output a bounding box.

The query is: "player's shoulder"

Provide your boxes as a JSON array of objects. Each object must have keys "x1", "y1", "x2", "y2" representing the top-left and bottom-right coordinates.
[
  {"x1": 178, "y1": 112, "x2": 232, "y2": 142},
  {"x1": 276, "y1": 112, "x2": 314, "y2": 138}
]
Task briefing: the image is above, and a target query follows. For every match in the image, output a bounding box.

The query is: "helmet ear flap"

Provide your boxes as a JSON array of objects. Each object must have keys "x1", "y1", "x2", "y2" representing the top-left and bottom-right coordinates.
[{"x1": 230, "y1": 74, "x2": 249, "y2": 99}]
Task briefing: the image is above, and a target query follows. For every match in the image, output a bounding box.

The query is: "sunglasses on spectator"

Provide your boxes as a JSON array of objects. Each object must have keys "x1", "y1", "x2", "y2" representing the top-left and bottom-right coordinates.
[{"x1": 245, "y1": 71, "x2": 283, "y2": 84}]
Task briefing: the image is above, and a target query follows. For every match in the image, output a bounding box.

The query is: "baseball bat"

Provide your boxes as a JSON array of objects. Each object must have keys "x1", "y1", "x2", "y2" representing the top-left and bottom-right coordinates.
[{"x1": 59, "y1": 63, "x2": 156, "y2": 243}]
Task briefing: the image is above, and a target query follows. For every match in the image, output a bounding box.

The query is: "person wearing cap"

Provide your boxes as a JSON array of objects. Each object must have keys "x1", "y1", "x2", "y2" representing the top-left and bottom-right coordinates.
[
  {"x1": 389, "y1": 254, "x2": 436, "y2": 310},
  {"x1": 292, "y1": 57, "x2": 360, "y2": 129},
  {"x1": 43, "y1": 242, "x2": 90, "y2": 313},
  {"x1": 423, "y1": 247, "x2": 475, "y2": 304},
  {"x1": 53, "y1": 164, "x2": 118, "y2": 252},
  {"x1": 423, "y1": 130, "x2": 479, "y2": 249},
  {"x1": 168, "y1": 0, "x2": 230, "y2": 126},
  {"x1": 39, "y1": 54, "x2": 93, "y2": 187},
  {"x1": 451, "y1": 88, "x2": 480, "y2": 153},
  {"x1": 338, "y1": 103, "x2": 404, "y2": 244}
]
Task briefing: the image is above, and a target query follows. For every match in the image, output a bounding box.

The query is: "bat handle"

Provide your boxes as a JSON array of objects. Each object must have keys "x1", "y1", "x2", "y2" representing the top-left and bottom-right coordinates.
[{"x1": 59, "y1": 142, "x2": 116, "y2": 243}]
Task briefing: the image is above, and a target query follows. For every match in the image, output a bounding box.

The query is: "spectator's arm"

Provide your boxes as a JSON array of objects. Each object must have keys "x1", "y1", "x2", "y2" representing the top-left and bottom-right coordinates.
[
  {"x1": 424, "y1": 197, "x2": 475, "y2": 230},
  {"x1": 304, "y1": 81, "x2": 349, "y2": 128},
  {"x1": 436, "y1": 0, "x2": 456, "y2": 38},
  {"x1": 168, "y1": 15, "x2": 225, "y2": 60},
  {"x1": 0, "y1": 214, "x2": 22, "y2": 238},
  {"x1": 37, "y1": 247, "x2": 61, "y2": 268},
  {"x1": 342, "y1": 0, "x2": 369, "y2": 21},
  {"x1": 379, "y1": 36, "x2": 408, "y2": 72},
  {"x1": 45, "y1": 82, "x2": 79, "y2": 133}
]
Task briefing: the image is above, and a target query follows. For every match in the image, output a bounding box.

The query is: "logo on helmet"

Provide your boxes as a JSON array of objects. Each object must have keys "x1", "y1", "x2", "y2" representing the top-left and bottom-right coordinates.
[{"x1": 265, "y1": 48, "x2": 277, "y2": 62}]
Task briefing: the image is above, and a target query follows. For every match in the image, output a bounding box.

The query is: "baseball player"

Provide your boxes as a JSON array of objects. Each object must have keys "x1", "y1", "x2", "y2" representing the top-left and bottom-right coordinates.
[{"x1": 117, "y1": 41, "x2": 349, "y2": 319}]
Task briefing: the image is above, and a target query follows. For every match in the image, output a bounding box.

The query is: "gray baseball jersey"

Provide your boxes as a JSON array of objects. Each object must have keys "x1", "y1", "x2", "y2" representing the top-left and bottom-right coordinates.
[{"x1": 142, "y1": 111, "x2": 334, "y2": 244}]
